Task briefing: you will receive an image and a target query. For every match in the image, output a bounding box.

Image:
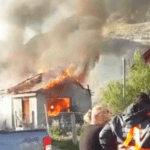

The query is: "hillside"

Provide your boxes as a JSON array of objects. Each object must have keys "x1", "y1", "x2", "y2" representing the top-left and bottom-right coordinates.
[{"x1": 102, "y1": 22, "x2": 150, "y2": 46}]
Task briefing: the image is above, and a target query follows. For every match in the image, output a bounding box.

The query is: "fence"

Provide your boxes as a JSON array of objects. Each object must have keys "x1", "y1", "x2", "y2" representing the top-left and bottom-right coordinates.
[
  {"x1": 49, "y1": 112, "x2": 84, "y2": 128},
  {"x1": 48, "y1": 112, "x2": 85, "y2": 143},
  {"x1": 1, "y1": 111, "x2": 85, "y2": 144},
  {"x1": 13, "y1": 111, "x2": 85, "y2": 143}
]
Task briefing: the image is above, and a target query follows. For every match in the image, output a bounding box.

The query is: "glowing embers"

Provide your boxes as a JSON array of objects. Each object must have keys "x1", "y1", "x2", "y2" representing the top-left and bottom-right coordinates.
[{"x1": 47, "y1": 98, "x2": 70, "y2": 116}]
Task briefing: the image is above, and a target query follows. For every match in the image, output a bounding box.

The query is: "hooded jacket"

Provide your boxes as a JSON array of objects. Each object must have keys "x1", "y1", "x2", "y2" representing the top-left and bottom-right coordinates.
[{"x1": 99, "y1": 101, "x2": 150, "y2": 150}]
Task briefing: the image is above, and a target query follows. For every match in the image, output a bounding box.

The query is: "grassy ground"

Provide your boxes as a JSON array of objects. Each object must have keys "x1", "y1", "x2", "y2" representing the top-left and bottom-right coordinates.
[
  {"x1": 50, "y1": 125, "x2": 83, "y2": 149},
  {"x1": 52, "y1": 139, "x2": 79, "y2": 150}
]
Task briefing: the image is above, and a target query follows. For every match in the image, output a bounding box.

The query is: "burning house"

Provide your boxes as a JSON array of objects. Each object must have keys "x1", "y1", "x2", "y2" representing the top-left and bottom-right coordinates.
[{"x1": 0, "y1": 67, "x2": 91, "y2": 129}]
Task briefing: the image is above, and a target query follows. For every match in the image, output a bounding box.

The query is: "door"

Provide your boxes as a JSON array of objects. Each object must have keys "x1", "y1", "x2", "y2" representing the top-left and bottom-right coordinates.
[
  {"x1": 13, "y1": 99, "x2": 22, "y2": 127},
  {"x1": 22, "y1": 98, "x2": 30, "y2": 124}
]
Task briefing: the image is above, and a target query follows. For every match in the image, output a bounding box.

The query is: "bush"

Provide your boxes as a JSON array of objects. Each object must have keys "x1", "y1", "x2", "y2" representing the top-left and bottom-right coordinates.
[
  {"x1": 50, "y1": 126, "x2": 67, "y2": 139},
  {"x1": 77, "y1": 125, "x2": 84, "y2": 137},
  {"x1": 101, "y1": 80, "x2": 123, "y2": 113}
]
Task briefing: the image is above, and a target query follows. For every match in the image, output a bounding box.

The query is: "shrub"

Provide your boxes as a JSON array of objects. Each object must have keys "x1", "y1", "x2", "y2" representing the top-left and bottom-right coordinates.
[
  {"x1": 50, "y1": 126, "x2": 67, "y2": 139},
  {"x1": 77, "y1": 125, "x2": 84, "y2": 137}
]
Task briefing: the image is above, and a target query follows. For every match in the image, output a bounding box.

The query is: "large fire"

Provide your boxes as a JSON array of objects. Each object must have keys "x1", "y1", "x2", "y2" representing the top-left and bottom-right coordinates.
[
  {"x1": 47, "y1": 98, "x2": 70, "y2": 116},
  {"x1": 43, "y1": 64, "x2": 75, "y2": 89},
  {"x1": 41, "y1": 64, "x2": 84, "y2": 117}
]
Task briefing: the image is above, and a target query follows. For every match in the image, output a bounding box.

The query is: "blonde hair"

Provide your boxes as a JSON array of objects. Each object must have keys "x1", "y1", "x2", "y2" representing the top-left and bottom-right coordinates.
[
  {"x1": 84, "y1": 109, "x2": 92, "y2": 124},
  {"x1": 93, "y1": 103, "x2": 115, "y2": 116},
  {"x1": 84, "y1": 104, "x2": 115, "y2": 124}
]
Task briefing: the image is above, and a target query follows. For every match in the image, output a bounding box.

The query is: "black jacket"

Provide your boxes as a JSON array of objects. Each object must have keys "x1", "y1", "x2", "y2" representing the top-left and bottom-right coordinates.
[
  {"x1": 99, "y1": 101, "x2": 150, "y2": 150},
  {"x1": 79, "y1": 124, "x2": 104, "y2": 150}
]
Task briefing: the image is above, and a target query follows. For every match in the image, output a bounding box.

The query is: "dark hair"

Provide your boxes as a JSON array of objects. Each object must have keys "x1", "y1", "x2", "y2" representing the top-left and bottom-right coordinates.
[{"x1": 136, "y1": 93, "x2": 150, "y2": 104}]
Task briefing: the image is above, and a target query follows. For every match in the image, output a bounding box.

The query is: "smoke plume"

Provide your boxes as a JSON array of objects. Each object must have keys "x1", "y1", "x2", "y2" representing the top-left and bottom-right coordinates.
[{"x1": 1, "y1": 0, "x2": 148, "y2": 90}]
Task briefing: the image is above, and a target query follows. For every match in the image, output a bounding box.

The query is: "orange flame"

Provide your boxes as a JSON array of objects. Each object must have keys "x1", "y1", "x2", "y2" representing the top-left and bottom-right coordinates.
[
  {"x1": 38, "y1": 66, "x2": 48, "y2": 74},
  {"x1": 65, "y1": 64, "x2": 75, "y2": 77},
  {"x1": 47, "y1": 98, "x2": 70, "y2": 116},
  {"x1": 43, "y1": 64, "x2": 75, "y2": 89},
  {"x1": 123, "y1": 111, "x2": 150, "y2": 150},
  {"x1": 123, "y1": 125, "x2": 141, "y2": 150}
]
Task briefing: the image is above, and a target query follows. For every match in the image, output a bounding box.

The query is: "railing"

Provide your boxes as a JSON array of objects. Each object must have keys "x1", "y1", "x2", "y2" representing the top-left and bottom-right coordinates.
[{"x1": 1, "y1": 111, "x2": 85, "y2": 144}]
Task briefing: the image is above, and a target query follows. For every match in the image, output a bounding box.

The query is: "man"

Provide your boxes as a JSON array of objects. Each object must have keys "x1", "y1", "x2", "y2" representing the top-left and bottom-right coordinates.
[{"x1": 99, "y1": 93, "x2": 150, "y2": 150}]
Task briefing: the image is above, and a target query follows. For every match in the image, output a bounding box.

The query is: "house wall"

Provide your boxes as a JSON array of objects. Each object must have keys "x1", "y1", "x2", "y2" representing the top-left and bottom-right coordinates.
[
  {"x1": 67, "y1": 84, "x2": 91, "y2": 113},
  {"x1": 44, "y1": 82, "x2": 91, "y2": 123},
  {"x1": 36, "y1": 93, "x2": 46, "y2": 128},
  {"x1": 0, "y1": 96, "x2": 5, "y2": 128},
  {"x1": 2, "y1": 95, "x2": 12, "y2": 129},
  {"x1": 1, "y1": 93, "x2": 46, "y2": 129},
  {"x1": 12, "y1": 98, "x2": 22, "y2": 127},
  {"x1": 45, "y1": 82, "x2": 92, "y2": 114},
  {"x1": 12, "y1": 95, "x2": 38, "y2": 129}
]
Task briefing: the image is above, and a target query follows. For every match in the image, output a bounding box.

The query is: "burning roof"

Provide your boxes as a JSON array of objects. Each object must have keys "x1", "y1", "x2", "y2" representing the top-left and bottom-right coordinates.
[
  {"x1": 8, "y1": 66, "x2": 89, "y2": 95},
  {"x1": 8, "y1": 73, "x2": 43, "y2": 94}
]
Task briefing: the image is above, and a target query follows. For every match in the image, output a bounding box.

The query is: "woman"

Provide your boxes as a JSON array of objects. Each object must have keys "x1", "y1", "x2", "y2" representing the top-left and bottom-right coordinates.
[{"x1": 79, "y1": 104, "x2": 114, "y2": 150}]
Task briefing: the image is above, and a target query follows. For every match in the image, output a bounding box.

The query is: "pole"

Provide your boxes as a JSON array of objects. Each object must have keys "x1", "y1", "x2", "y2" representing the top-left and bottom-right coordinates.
[
  {"x1": 122, "y1": 57, "x2": 126, "y2": 109},
  {"x1": 44, "y1": 104, "x2": 50, "y2": 136},
  {"x1": 32, "y1": 111, "x2": 34, "y2": 129},
  {"x1": 71, "y1": 113, "x2": 77, "y2": 144}
]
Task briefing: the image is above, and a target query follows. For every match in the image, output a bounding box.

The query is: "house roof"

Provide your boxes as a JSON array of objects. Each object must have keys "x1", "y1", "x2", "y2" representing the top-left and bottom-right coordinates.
[
  {"x1": 8, "y1": 73, "x2": 43, "y2": 94},
  {"x1": 8, "y1": 72, "x2": 90, "y2": 95}
]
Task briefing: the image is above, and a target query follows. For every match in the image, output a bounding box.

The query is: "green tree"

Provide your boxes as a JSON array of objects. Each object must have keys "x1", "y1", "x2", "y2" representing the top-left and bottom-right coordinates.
[
  {"x1": 127, "y1": 52, "x2": 150, "y2": 94},
  {"x1": 101, "y1": 51, "x2": 150, "y2": 113},
  {"x1": 101, "y1": 80, "x2": 123, "y2": 112}
]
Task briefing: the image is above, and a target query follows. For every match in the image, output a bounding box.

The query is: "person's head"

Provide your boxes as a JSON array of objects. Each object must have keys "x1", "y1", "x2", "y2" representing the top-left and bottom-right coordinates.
[
  {"x1": 91, "y1": 104, "x2": 112, "y2": 125},
  {"x1": 131, "y1": 93, "x2": 150, "y2": 112},
  {"x1": 136, "y1": 93, "x2": 150, "y2": 104},
  {"x1": 84, "y1": 103, "x2": 114, "y2": 125}
]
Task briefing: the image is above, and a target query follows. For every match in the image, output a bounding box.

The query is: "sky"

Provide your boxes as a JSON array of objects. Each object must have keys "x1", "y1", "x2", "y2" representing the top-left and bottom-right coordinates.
[{"x1": 0, "y1": 0, "x2": 149, "y2": 104}]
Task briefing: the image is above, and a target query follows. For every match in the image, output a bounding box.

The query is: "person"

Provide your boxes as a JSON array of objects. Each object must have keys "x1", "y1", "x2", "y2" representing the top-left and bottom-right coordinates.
[
  {"x1": 79, "y1": 103, "x2": 114, "y2": 150},
  {"x1": 99, "y1": 93, "x2": 150, "y2": 150}
]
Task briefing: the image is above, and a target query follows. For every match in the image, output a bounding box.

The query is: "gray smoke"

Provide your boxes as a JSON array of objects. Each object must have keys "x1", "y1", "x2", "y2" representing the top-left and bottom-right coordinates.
[
  {"x1": 1, "y1": 0, "x2": 148, "y2": 89},
  {"x1": 0, "y1": 0, "x2": 66, "y2": 88}
]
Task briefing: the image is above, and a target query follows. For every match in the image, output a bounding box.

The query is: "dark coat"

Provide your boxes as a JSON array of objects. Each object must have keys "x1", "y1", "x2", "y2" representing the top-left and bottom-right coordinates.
[
  {"x1": 79, "y1": 124, "x2": 104, "y2": 150},
  {"x1": 99, "y1": 101, "x2": 150, "y2": 150}
]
